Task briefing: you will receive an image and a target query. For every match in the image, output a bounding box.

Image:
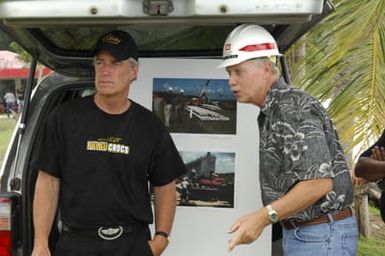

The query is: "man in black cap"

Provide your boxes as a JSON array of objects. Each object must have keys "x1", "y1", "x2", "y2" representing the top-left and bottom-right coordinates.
[{"x1": 31, "y1": 30, "x2": 187, "y2": 256}]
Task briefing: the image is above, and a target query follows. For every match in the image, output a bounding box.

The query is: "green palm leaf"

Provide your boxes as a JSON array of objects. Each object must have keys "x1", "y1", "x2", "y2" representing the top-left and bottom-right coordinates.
[{"x1": 286, "y1": 0, "x2": 385, "y2": 165}]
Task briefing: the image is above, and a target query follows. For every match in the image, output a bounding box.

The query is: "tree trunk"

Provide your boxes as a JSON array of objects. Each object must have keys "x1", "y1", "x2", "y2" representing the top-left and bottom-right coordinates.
[{"x1": 355, "y1": 183, "x2": 370, "y2": 237}]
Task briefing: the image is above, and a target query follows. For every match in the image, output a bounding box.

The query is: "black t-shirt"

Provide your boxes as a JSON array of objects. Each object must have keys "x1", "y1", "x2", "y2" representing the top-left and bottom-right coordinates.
[{"x1": 31, "y1": 96, "x2": 186, "y2": 229}]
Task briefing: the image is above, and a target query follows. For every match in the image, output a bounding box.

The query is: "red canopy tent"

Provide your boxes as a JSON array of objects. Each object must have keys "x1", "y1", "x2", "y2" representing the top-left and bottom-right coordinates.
[
  {"x1": 0, "y1": 51, "x2": 51, "y2": 114},
  {"x1": 0, "y1": 67, "x2": 51, "y2": 79},
  {"x1": 0, "y1": 50, "x2": 51, "y2": 79}
]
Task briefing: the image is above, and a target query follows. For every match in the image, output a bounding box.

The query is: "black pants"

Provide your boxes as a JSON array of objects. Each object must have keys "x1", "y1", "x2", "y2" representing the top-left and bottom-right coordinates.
[{"x1": 54, "y1": 227, "x2": 153, "y2": 256}]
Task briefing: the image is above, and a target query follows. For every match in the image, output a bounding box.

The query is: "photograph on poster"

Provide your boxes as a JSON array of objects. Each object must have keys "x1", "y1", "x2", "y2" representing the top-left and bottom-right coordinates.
[
  {"x1": 152, "y1": 77, "x2": 236, "y2": 134},
  {"x1": 176, "y1": 151, "x2": 235, "y2": 208}
]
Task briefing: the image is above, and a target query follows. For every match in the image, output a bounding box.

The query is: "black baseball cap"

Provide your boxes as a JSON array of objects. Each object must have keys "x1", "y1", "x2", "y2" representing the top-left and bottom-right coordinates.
[{"x1": 93, "y1": 30, "x2": 139, "y2": 61}]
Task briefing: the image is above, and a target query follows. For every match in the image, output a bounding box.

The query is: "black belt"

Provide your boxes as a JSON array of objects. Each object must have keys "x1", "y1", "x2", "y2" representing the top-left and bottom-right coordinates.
[
  {"x1": 281, "y1": 208, "x2": 353, "y2": 230},
  {"x1": 62, "y1": 224, "x2": 139, "y2": 240}
]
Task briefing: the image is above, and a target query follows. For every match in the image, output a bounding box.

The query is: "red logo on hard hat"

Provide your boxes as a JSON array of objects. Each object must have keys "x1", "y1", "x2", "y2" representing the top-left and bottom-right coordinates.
[
  {"x1": 239, "y1": 43, "x2": 277, "y2": 52},
  {"x1": 225, "y1": 43, "x2": 231, "y2": 51}
]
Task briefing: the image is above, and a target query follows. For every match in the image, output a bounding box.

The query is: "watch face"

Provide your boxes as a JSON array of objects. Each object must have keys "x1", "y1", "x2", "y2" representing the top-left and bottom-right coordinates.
[
  {"x1": 266, "y1": 205, "x2": 278, "y2": 223},
  {"x1": 270, "y1": 212, "x2": 278, "y2": 222}
]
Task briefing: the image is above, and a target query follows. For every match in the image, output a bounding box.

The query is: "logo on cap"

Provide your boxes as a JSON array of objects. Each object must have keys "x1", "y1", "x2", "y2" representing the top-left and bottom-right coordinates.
[
  {"x1": 94, "y1": 30, "x2": 139, "y2": 61},
  {"x1": 102, "y1": 34, "x2": 122, "y2": 46}
]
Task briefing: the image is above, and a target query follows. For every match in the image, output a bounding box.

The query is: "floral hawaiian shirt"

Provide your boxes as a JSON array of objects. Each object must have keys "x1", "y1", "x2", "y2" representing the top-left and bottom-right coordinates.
[{"x1": 258, "y1": 78, "x2": 354, "y2": 222}]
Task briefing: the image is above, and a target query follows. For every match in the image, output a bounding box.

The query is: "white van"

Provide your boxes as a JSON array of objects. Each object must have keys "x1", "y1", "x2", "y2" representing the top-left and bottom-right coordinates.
[{"x1": 0, "y1": 1, "x2": 333, "y2": 255}]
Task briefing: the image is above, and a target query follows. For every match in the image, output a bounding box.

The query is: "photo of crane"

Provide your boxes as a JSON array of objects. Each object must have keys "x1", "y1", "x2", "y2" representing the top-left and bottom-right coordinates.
[{"x1": 152, "y1": 78, "x2": 237, "y2": 134}]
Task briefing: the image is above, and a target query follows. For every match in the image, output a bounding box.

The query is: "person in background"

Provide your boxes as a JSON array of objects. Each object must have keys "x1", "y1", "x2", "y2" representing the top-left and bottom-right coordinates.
[
  {"x1": 163, "y1": 87, "x2": 174, "y2": 127},
  {"x1": 3, "y1": 90, "x2": 16, "y2": 118},
  {"x1": 355, "y1": 130, "x2": 385, "y2": 182},
  {"x1": 218, "y1": 24, "x2": 358, "y2": 255},
  {"x1": 31, "y1": 30, "x2": 187, "y2": 256},
  {"x1": 153, "y1": 93, "x2": 166, "y2": 123},
  {"x1": 355, "y1": 130, "x2": 385, "y2": 221},
  {"x1": 17, "y1": 89, "x2": 24, "y2": 113},
  {"x1": 0, "y1": 93, "x2": 5, "y2": 114}
]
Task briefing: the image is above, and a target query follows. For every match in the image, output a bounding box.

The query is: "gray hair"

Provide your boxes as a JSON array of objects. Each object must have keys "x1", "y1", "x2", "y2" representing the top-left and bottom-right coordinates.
[
  {"x1": 251, "y1": 57, "x2": 280, "y2": 76},
  {"x1": 127, "y1": 57, "x2": 139, "y2": 68},
  {"x1": 128, "y1": 57, "x2": 139, "y2": 81}
]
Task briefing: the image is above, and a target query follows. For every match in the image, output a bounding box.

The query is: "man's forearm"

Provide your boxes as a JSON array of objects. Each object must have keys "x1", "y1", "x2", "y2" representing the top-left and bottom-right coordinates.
[
  {"x1": 33, "y1": 171, "x2": 60, "y2": 245},
  {"x1": 153, "y1": 180, "x2": 177, "y2": 234},
  {"x1": 226, "y1": 178, "x2": 333, "y2": 251},
  {"x1": 271, "y1": 178, "x2": 333, "y2": 221},
  {"x1": 355, "y1": 157, "x2": 385, "y2": 182},
  {"x1": 150, "y1": 180, "x2": 177, "y2": 255}
]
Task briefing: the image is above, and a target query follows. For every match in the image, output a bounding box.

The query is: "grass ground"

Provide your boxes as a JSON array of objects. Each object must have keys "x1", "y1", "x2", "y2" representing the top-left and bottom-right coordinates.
[
  {"x1": 0, "y1": 117, "x2": 16, "y2": 165},
  {"x1": 358, "y1": 205, "x2": 385, "y2": 256},
  {"x1": 0, "y1": 117, "x2": 384, "y2": 254}
]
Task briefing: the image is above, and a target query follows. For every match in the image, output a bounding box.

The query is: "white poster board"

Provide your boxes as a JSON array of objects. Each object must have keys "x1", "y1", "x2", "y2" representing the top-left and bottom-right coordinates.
[{"x1": 131, "y1": 58, "x2": 270, "y2": 256}]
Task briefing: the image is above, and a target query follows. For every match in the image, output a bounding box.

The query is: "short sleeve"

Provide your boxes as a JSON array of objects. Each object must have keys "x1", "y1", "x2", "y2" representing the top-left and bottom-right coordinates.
[
  {"x1": 148, "y1": 127, "x2": 187, "y2": 186},
  {"x1": 30, "y1": 109, "x2": 62, "y2": 178}
]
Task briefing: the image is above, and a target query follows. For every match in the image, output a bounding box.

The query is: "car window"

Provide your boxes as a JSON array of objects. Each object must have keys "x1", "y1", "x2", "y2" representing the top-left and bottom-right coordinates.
[
  {"x1": 39, "y1": 25, "x2": 233, "y2": 53},
  {"x1": 59, "y1": 85, "x2": 96, "y2": 102},
  {"x1": 0, "y1": 28, "x2": 14, "y2": 49}
]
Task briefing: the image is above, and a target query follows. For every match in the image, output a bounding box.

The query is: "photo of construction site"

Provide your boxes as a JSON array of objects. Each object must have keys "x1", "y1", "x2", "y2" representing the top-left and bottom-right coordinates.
[
  {"x1": 152, "y1": 78, "x2": 237, "y2": 134},
  {"x1": 176, "y1": 151, "x2": 235, "y2": 208}
]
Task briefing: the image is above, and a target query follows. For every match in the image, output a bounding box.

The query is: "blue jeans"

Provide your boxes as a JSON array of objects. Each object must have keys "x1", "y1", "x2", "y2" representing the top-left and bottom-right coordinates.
[
  {"x1": 282, "y1": 215, "x2": 358, "y2": 256},
  {"x1": 6, "y1": 102, "x2": 14, "y2": 117}
]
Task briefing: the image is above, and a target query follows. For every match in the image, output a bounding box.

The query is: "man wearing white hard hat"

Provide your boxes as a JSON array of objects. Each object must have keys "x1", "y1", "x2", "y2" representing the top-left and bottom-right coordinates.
[{"x1": 219, "y1": 24, "x2": 358, "y2": 255}]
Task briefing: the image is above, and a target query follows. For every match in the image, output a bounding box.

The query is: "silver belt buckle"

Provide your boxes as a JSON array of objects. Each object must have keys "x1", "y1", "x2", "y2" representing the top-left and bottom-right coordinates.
[{"x1": 97, "y1": 226, "x2": 123, "y2": 240}]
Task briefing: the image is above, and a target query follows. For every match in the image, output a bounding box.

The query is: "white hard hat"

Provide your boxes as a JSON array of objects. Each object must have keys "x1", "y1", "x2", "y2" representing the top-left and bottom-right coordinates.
[{"x1": 217, "y1": 24, "x2": 282, "y2": 68}]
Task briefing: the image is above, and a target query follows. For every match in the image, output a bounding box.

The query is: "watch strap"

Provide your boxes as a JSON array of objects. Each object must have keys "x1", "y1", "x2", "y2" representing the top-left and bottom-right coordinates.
[{"x1": 155, "y1": 230, "x2": 170, "y2": 241}]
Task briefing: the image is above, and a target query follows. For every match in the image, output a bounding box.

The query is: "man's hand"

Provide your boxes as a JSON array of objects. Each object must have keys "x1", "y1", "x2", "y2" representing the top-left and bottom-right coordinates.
[
  {"x1": 148, "y1": 235, "x2": 169, "y2": 256},
  {"x1": 31, "y1": 243, "x2": 51, "y2": 256},
  {"x1": 370, "y1": 146, "x2": 385, "y2": 161},
  {"x1": 369, "y1": 146, "x2": 385, "y2": 189},
  {"x1": 227, "y1": 209, "x2": 270, "y2": 252}
]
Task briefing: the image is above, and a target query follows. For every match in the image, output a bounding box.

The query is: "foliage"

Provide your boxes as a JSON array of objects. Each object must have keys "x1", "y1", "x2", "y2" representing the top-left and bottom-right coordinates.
[
  {"x1": 286, "y1": 0, "x2": 385, "y2": 162},
  {"x1": 9, "y1": 42, "x2": 32, "y2": 63},
  {"x1": 0, "y1": 30, "x2": 13, "y2": 51},
  {"x1": 0, "y1": 29, "x2": 31, "y2": 61}
]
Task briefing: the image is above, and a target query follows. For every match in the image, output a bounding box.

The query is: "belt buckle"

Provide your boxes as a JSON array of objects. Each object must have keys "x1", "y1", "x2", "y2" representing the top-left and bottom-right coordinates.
[{"x1": 97, "y1": 226, "x2": 123, "y2": 240}]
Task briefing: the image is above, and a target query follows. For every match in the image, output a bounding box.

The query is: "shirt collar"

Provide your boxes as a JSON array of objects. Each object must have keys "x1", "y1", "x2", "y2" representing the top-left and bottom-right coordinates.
[{"x1": 260, "y1": 77, "x2": 288, "y2": 117}]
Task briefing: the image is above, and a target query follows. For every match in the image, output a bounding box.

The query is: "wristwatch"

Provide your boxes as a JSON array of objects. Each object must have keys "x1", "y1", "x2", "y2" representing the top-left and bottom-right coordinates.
[
  {"x1": 155, "y1": 230, "x2": 170, "y2": 242},
  {"x1": 266, "y1": 204, "x2": 279, "y2": 223}
]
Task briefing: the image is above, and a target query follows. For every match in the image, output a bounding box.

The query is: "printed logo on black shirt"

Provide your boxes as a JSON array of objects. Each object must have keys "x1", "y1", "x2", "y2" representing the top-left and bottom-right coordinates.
[{"x1": 86, "y1": 136, "x2": 129, "y2": 155}]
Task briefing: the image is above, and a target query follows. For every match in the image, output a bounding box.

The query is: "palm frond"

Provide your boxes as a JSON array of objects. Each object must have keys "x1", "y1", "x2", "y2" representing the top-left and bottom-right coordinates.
[{"x1": 286, "y1": 0, "x2": 385, "y2": 164}]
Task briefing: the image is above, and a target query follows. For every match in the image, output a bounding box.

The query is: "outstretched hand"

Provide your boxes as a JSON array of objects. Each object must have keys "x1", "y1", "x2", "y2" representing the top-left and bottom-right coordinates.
[{"x1": 227, "y1": 209, "x2": 270, "y2": 252}]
